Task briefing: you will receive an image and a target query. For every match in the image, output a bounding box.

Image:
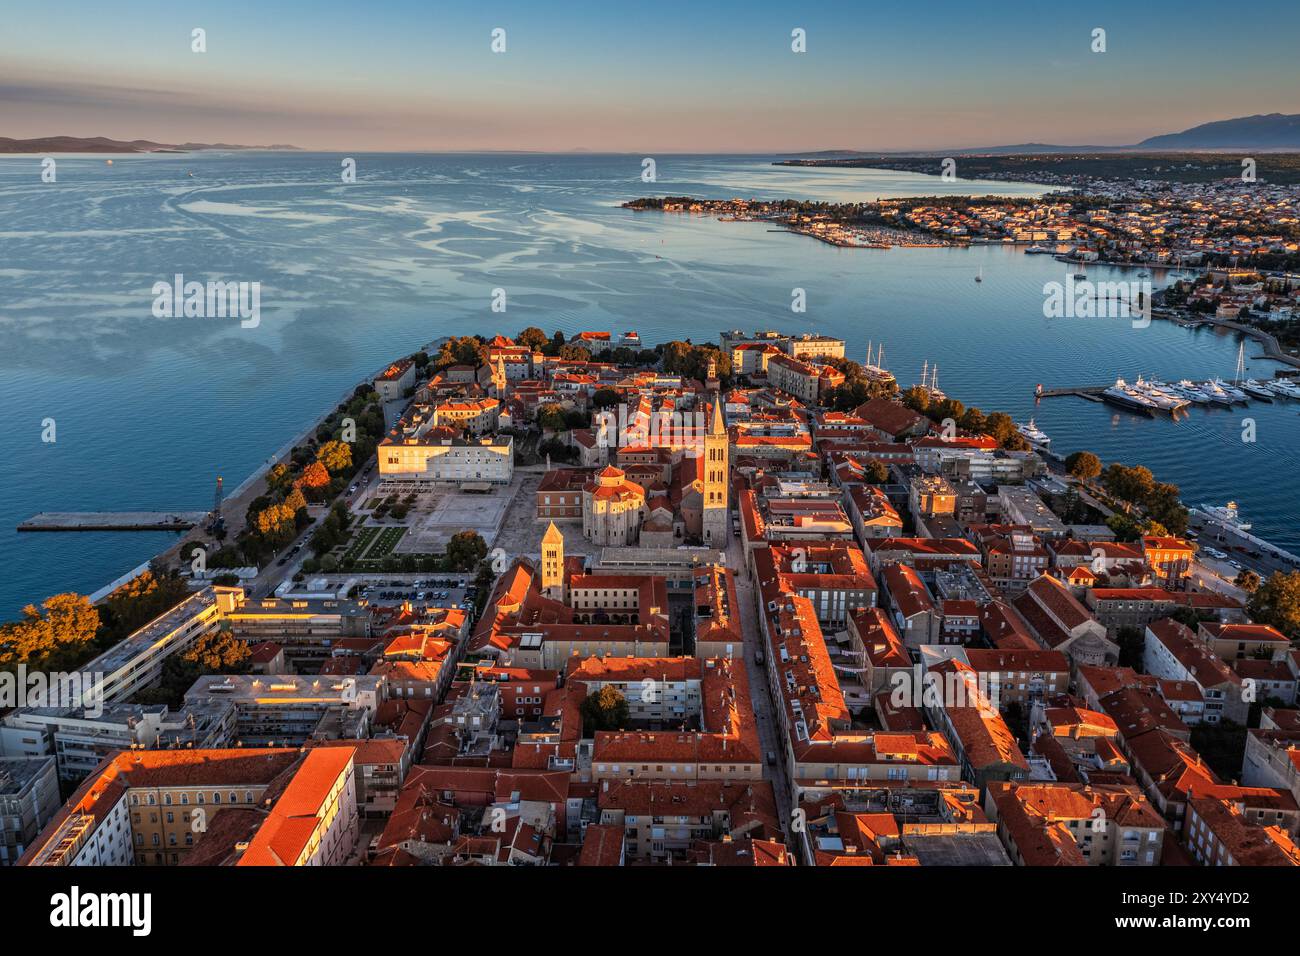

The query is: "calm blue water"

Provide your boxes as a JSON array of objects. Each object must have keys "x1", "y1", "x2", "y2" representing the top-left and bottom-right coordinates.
[{"x1": 1, "y1": 153, "x2": 1297, "y2": 616}]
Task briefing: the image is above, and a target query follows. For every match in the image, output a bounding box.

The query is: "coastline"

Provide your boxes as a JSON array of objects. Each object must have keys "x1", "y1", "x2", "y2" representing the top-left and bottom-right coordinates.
[{"x1": 83, "y1": 335, "x2": 451, "y2": 606}]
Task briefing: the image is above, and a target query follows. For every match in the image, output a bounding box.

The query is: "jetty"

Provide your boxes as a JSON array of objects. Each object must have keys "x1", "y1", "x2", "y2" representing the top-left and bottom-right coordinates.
[
  {"x1": 18, "y1": 511, "x2": 209, "y2": 532},
  {"x1": 1035, "y1": 386, "x2": 1107, "y2": 403}
]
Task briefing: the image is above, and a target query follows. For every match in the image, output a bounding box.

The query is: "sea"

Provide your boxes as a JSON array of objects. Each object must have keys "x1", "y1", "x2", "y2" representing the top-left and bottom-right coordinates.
[{"x1": 1, "y1": 151, "x2": 1297, "y2": 617}]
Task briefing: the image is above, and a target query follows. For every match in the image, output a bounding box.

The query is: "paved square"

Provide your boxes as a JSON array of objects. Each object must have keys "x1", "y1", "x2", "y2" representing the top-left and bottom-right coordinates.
[{"x1": 395, "y1": 481, "x2": 517, "y2": 553}]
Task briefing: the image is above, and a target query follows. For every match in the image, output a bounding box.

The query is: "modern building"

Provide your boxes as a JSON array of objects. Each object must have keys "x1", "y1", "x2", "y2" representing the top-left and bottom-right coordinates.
[{"x1": 0, "y1": 757, "x2": 60, "y2": 866}]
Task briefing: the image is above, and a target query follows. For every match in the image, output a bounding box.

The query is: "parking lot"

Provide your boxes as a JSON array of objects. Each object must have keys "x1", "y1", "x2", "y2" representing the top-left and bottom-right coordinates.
[{"x1": 356, "y1": 576, "x2": 479, "y2": 611}]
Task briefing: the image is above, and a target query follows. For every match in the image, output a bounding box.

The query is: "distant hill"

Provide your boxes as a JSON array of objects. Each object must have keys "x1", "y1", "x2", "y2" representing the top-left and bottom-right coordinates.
[
  {"x1": 1137, "y1": 113, "x2": 1300, "y2": 150},
  {"x1": 780, "y1": 113, "x2": 1300, "y2": 157},
  {"x1": 0, "y1": 136, "x2": 301, "y2": 153}
]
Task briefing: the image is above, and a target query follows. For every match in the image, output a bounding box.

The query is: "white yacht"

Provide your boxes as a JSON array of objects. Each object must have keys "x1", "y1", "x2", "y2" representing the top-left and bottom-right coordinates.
[
  {"x1": 1131, "y1": 377, "x2": 1190, "y2": 412},
  {"x1": 1102, "y1": 378, "x2": 1161, "y2": 415},
  {"x1": 1239, "y1": 379, "x2": 1276, "y2": 402},
  {"x1": 1200, "y1": 501, "x2": 1251, "y2": 532},
  {"x1": 1169, "y1": 380, "x2": 1212, "y2": 404},
  {"x1": 1017, "y1": 419, "x2": 1050, "y2": 446},
  {"x1": 1210, "y1": 378, "x2": 1249, "y2": 403},
  {"x1": 1199, "y1": 379, "x2": 1238, "y2": 406},
  {"x1": 1265, "y1": 378, "x2": 1300, "y2": 399}
]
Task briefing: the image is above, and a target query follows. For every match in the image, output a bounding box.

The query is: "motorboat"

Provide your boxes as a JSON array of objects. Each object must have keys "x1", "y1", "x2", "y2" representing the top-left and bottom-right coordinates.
[
  {"x1": 1210, "y1": 378, "x2": 1249, "y2": 403},
  {"x1": 1264, "y1": 378, "x2": 1300, "y2": 399},
  {"x1": 1102, "y1": 378, "x2": 1160, "y2": 416},
  {"x1": 1238, "y1": 379, "x2": 1276, "y2": 402},
  {"x1": 1200, "y1": 501, "x2": 1251, "y2": 532},
  {"x1": 1017, "y1": 419, "x2": 1050, "y2": 445}
]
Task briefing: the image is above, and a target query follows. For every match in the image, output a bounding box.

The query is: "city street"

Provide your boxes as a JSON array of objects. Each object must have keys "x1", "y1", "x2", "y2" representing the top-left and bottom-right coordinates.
[{"x1": 724, "y1": 533, "x2": 796, "y2": 840}]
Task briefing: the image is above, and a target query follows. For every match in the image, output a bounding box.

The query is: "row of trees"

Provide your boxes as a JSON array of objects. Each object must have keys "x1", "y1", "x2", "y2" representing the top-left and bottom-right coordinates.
[
  {"x1": 1098, "y1": 462, "x2": 1189, "y2": 536},
  {"x1": 823, "y1": 358, "x2": 899, "y2": 411},
  {"x1": 660, "y1": 340, "x2": 731, "y2": 386},
  {"x1": 901, "y1": 387, "x2": 1031, "y2": 451},
  {"x1": 133, "y1": 628, "x2": 251, "y2": 709},
  {"x1": 212, "y1": 384, "x2": 382, "y2": 568},
  {"x1": 0, "y1": 568, "x2": 191, "y2": 674}
]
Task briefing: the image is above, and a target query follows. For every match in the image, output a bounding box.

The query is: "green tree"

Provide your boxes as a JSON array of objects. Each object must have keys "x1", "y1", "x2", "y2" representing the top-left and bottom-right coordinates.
[
  {"x1": 1248, "y1": 570, "x2": 1300, "y2": 639},
  {"x1": 0, "y1": 593, "x2": 100, "y2": 669},
  {"x1": 901, "y1": 386, "x2": 930, "y2": 413},
  {"x1": 537, "y1": 403, "x2": 568, "y2": 432},
  {"x1": 434, "y1": 336, "x2": 488, "y2": 370},
  {"x1": 100, "y1": 570, "x2": 191, "y2": 640},
  {"x1": 984, "y1": 412, "x2": 1016, "y2": 446},
  {"x1": 1065, "y1": 450, "x2": 1102, "y2": 482},
  {"x1": 316, "y1": 439, "x2": 353, "y2": 474},
  {"x1": 1234, "y1": 568, "x2": 1262, "y2": 593},
  {"x1": 517, "y1": 327, "x2": 548, "y2": 351},
  {"x1": 863, "y1": 459, "x2": 890, "y2": 484},
  {"x1": 1103, "y1": 464, "x2": 1156, "y2": 511},
  {"x1": 446, "y1": 531, "x2": 488, "y2": 572},
  {"x1": 580, "y1": 685, "x2": 630, "y2": 734},
  {"x1": 143, "y1": 629, "x2": 252, "y2": 708}
]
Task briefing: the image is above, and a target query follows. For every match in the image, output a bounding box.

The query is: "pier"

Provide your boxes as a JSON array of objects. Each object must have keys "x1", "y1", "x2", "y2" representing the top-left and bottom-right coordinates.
[
  {"x1": 1035, "y1": 386, "x2": 1107, "y2": 403},
  {"x1": 18, "y1": 511, "x2": 209, "y2": 532}
]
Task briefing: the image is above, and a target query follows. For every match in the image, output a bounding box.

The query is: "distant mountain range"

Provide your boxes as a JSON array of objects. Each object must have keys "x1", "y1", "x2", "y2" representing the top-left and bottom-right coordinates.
[
  {"x1": 1137, "y1": 113, "x2": 1300, "y2": 149},
  {"x1": 786, "y1": 113, "x2": 1300, "y2": 157},
  {"x1": 0, "y1": 136, "x2": 301, "y2": 154}
]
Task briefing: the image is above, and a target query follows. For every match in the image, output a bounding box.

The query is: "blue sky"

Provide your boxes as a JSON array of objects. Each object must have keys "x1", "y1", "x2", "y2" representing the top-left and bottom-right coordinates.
[{"x1": 2, "y1": 0, "x2": 1298, "y2": 151}]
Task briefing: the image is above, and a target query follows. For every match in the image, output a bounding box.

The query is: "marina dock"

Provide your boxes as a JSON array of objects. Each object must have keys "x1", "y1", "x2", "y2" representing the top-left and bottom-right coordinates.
[
  {"x1": 18, "y1": 511, "x2": 209, "y2": 532},
  {"x1": 1037, "y1": 374, "x2": 1300, "y2": 416}
]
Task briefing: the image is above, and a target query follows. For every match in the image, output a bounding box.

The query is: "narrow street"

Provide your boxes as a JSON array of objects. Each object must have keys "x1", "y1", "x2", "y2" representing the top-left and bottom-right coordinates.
[{"x1": 724, "y1": 533, "x2": 796, "y2": 841}]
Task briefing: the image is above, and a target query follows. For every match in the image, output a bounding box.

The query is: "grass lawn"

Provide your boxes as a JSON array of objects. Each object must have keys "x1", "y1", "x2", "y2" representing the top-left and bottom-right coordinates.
[
  {"x1": 343, "y1": 526, "x2": 380, "y2": 562},
  {"x1": 368, "y1": 526, "x2": 407, "y2": 558}
]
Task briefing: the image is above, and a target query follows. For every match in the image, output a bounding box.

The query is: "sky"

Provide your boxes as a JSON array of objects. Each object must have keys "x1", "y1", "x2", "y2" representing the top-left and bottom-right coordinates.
[{"x1": 2, "y1": 0, "x2": 1299, "y2": 153}]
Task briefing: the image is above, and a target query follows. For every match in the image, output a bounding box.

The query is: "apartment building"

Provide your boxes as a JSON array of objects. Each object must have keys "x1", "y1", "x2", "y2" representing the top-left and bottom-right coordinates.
[
  {"x1": 985, "y1": 782, "x2": 1166, "y2": 866},
  {"x1": 0, "y1": 757, "x2": 60, "y2": 866},
  {"x1": 237, "y1": 747, "x2": 360, "y2": 866},
  {"x1": 1, "y1": 700, "x2": 235, "y2": 784},
  {"x1": 184, "y1": 674, "x2": 384, "y2": 746},
  {"x1": 19, "y1": 749, "x2": 306, "y2": 867},
  {"x1": 1143, "y1": 619, "x2": 1248, "y2": 726}
]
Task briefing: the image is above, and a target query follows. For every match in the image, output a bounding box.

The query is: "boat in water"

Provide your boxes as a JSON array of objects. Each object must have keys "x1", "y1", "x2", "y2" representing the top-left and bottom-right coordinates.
[
  {"x1": 1210, "y1": 378, "x2": 1249, "y2": 403},
  {"x1": 861, "y1": 342, "x2": 896, "y2": 387},
  {"x1": 1102, "y1": 378, "x2": 1160, "y2": 416},
  {"x1": 1199, "y1": 379, "x2": 1241, "y2": 406},
  {"x1": 1130, "y1": 377, "x2": 1190, "y2": 413},
  {"x1": 916, "y1": 360, "x2": 946, "y2": 402},
  {"x1": 1200, "y1": 501, "x2": 1251, "y2": 532},
  {"x1": 1265, "y1": 378, "x2": 1300, "y2": 399},
  {"x1": 1025, "y1": 244, "x2": 1055, "y2": 255},
  {"x1": 1017, "y1": 419, "x2": 1050, "y2": 445},
  {"x1": 1167, "y1": 380, "x2": 1212, "y2": 404},
  {"x1": 1239, "y1": 379, "x2": 1276, "y2": 402}
]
